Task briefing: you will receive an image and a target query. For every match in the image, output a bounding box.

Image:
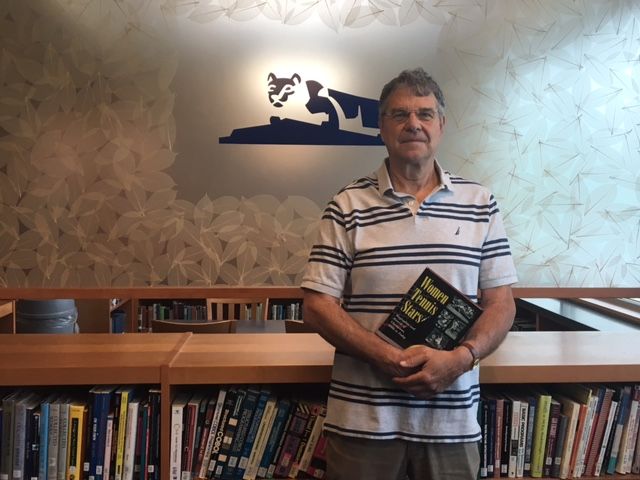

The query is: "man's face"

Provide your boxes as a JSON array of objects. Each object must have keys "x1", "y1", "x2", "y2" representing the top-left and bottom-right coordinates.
[{"x1": 379, "y1": 88, "x2": 445, "y2": 167}]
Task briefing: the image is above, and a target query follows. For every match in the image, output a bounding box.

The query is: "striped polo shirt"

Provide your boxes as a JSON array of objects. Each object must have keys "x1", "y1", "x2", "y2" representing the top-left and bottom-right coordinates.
[{"x1": 301, "y1": 159, "x2": 518, "y2": 443}]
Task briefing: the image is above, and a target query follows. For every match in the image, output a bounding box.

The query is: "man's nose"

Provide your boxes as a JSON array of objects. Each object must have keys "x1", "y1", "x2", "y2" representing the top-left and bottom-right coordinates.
[{"x1": 405, "y1": 112, "x2": 423, "y2": 130}]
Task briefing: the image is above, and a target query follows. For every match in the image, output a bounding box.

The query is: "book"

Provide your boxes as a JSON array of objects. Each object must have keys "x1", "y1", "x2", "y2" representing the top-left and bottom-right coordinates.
[
  {"x1": 206, "y1": 389, "x2": 237, "y2": 479},
  {"x1": 146, "y1": 388, "x2": 161, "y2": 480},
  {"x1": 102, "y1": 413, "x2": 115, "y2": 480},
  {"x1": 192, "y1": 396, "x2": 218, "y2": 479},
  {"x1": 197, "y1": 388, "x2": 227, "y2": 480},
  {"x1": 273, "y1": 401, "x2": 311, "y2": 478},
  {"x1": 122, "y1": 393, "x2": 141, "y2": 480},
  {"x1": 13, "y1": 393, "x2": 40, "y2": 480},
  {"x1": 522, "y1": 392, "x2": 537, "y2": 477},
  {"x1": 554, "y1": 394, "x2": 580, "y2": 479},
  {"x1": 594, "y1": 398, "x2": 618, "y2": 476},
  {"x1": 87, "y1": 386, "x2": 116, "y2": 480},
  {"x1": 182, "y1": 392, "x2": 206, "y2": 480},
  {"x1": 208, "y1": 388, "x2": 244, "y2": 479},
  {"x1": 529, "y1": 389, "x2": 552, "y2": 478},
  {"x1": 24, "y1": 404, "x2": 41, "y2": 480},
  {"x1": 297, "y1": 404, "x2": 327, "y2": 476},
  {"x1": 550, "y1": 412, "x2": 568, "y2": 478},
  {"x1": 57, "y1": 399, "x2": 70, "y2": 480},
  {"x1": 66, "y1": 401, "x2": 87, "y2": 480},
  {"x1": 220, "y1": 387, "x2": 261, "y2": 480},
  {"x1": 258, "y1": 397, "x2": 293, "y2": 479},
  {"x1": 583, "y1": 385, "x2": 614, "y2": 476},
  {"x1": 243, "y1": 393, "x2": 277, "y2": 480},
  {"x1": 606, "y1": 385, "x2": 632, "y2": 474},
  {"x1": 617, "y1": 385, "x2": 640, "y2": 474},
  {"x1": 38, "y1": 394, "x2": 58, "y2": 480},
  {"x1": 375, "y1": 267, "x2": 483, "y2": 350},
  {"x1": 170, "y1": 392, "x2": 191, "y2": 480},
  {"x1": 542, "y1": 398, "x2": 561, "y2": 478},
  {"x1": 288, "y1": 402, "x2": 324, "y2": 478},
  {"x1": 114, "y1": 386, "x2": 137, "y2": 480},
  {"x1": 235, "y1": 388, "x2": 271, "y2": 480}
]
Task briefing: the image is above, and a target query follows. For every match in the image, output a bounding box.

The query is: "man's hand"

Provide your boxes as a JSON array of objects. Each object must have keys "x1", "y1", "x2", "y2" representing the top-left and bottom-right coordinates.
[{"x1": 391, "y1": 345, "x2": 472, "y2": 399}]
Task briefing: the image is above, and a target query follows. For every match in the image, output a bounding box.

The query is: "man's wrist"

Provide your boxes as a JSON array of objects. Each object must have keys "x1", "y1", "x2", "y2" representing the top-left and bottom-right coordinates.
[{"x1": 458, "y1": 341, "x2": 480, "y2": 371}]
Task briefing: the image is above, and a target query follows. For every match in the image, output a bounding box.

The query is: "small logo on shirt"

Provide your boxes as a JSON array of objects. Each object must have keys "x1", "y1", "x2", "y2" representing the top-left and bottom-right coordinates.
[{"x1": 455, "y1": 226, "x2": 460, "y2": 235}]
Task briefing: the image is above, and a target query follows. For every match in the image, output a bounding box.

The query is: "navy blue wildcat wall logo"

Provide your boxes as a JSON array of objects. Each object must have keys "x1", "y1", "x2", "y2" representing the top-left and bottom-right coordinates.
[{"x1": 219, "y1": 73, "x2": 384, "y2": 145}]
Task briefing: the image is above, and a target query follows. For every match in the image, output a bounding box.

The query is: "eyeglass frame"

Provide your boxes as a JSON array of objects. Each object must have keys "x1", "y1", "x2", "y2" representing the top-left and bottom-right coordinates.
[{"x1": 381, "y1": 107, "x2": 442, "y2": 124}]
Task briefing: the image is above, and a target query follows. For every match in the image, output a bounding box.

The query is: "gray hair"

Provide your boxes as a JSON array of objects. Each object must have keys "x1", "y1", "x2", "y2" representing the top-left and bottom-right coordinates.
[{"x1": 379, "y1": 68, "x2": 446, "y2": 119}]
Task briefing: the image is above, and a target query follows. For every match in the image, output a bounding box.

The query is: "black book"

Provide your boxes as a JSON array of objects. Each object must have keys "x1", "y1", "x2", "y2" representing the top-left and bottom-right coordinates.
[{"x1": 376, "y1": 267, "x2": 483, "y2": 350}]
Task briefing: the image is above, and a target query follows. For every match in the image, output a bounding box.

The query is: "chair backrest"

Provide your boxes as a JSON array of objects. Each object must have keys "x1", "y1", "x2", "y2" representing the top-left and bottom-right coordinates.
[
  {"x1": 206, "y1": 298, "x2": 268, "y2": 321},
  {"x1": 150, "y1": 319, "x2": 236, "y2": 333}
]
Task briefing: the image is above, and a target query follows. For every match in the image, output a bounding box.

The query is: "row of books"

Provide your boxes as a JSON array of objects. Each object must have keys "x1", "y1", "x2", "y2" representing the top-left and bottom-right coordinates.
[
  {"x1": 479, "y1": 383, "x2": 640, "y2": 478},
  {"x1": 0, "y1": 386, "x2": 160, "y2": 480},
  {"x1": 137, "y1": 303, "x2": 209, "y2": 330},
  {"x1": 170, "y1": 386, "x2": 326, "y2": 480},
  {"x1": 269, "y1": 304, "x2": 302, "y2": 322}
]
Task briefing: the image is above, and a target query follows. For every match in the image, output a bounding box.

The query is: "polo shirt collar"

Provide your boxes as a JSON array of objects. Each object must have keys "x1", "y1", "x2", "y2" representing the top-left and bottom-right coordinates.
[{"x1": 377, "y1": 158, "x2": 453, "y2": 198}]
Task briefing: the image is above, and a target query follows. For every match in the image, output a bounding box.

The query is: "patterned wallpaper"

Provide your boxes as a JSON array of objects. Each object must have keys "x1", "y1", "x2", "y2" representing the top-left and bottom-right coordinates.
[{"x1": 0, "y1": 0, "x2": 638, "y2": 287}]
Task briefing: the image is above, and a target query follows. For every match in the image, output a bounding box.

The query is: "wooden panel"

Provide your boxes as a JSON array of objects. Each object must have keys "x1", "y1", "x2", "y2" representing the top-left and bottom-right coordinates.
[
  {"x1": 480, "y1": 331, "x2": 640, "y2": 384},
  {"x1": 168, "y1": 333, "x2": 335, "y2": 385},
  {"x1": 0, "y1": 333, "x2": 187, "y2": 386}
]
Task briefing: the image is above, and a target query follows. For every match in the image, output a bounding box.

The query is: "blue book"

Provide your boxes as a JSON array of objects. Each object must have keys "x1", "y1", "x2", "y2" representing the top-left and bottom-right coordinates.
[
  {"x1": 606, "y1": 385, "x2": 632, "y2": 474},
  {"x1": 88, "y1": 386, "x2": 116, "y2": 480},
  {"x1": 257, "y1": 397, "x2": 292, "y2": 479},
  {"x1": 233, "y1": 389, "x2": 270, "y2": 480},
  {"x1": 38, "y1": 394, "x2": 57, "y2": 480}
]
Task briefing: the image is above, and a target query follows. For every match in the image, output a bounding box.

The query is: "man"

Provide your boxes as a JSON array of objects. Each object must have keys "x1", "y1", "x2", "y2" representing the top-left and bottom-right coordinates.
[{"x1": 301, "y1": 68, "x2": 518, "y2": 480}]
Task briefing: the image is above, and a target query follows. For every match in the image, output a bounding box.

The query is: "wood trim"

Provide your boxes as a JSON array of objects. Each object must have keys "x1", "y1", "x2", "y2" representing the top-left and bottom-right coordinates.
[{"x1": 1, "y1": 286, "x2": 638, "y2": 300}]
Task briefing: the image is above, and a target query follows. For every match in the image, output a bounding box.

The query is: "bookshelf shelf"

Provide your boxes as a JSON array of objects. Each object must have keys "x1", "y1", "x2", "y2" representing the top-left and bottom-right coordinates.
[{"x1": 0, "y1": 331, "x2": 639, "y2": 480}]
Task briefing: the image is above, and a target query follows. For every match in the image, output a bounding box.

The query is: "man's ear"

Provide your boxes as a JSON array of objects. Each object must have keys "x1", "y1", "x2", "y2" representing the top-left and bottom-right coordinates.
[{"x1": 440, "y1": 114, "x2": 446, "y2": 129}]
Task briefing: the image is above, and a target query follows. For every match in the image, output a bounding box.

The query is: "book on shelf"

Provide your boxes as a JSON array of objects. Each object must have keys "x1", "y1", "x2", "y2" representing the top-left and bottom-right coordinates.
[
  {"x1": 375, "y1": 267, "x2": 482, "y2": 350},
  {"x1": 297, "y1": 404, "x2": 327, "y2": 476},
  {"x1": 86, "y1": 385, "x2": 117, "y2": 480},
  {"x1": 594, "y1": 397, "x2": 619, "y2": 476},
  {"x1": 192, "y1": 396, "x2": 218, "y2": 479},
  {"x1": 273, "y1": 401, "x2": 312, "y2": 478},
  {"x1": 583, "y1": 385, "x2": 614, "y2": 476},
  {"x1": 243, "y1": 393, "x2": 278, "y2": 480},
  {"x1": 617, "y1": 384, "x2": 640, "y2": 474},
  {"x1": 542, "y1": 398, "x2": 561, "y2": 478},
  {"x1": 499, "y1": 395, "x2": 511, "y2": 477},
  {"x1": 169, "y1": 392, "x2": 191, "y2": 480},
  {"x1": 146, "y1": 388, "x2": 162, "y2": 480},
  {"x1": 102, "y1": 413, "x2": 115, "y2": 480},
  {"x1": 258, "y1": 397, "x2": 293, "y2": 480},
  {"x1": 606, "y1": 385, "x2": 633, "y2": 474},
  {"x1": 122, "y1": 392, "x2": 143, "y2": 480},
  {"x1": 206, "y1": 388, "x2": 237, "y2": 479},
  {"x1": 197, "y1": 387, "x2": 227, "y2": 480},
  {"x1": 288, "y1": 402, "x2": 325, "y2": 478},
  {"x1": 57, "y1": 398, "x2": 70, "y2": 480},
  {"x1": 220, "y1": 386, "x2": 260, "y2": 480},
  {"x1": 478, "y1": 398, "x2": 489, "y2": 478},
  {"x1": 209, "y1": 387, "x2": 246, "y2": 479},
  {"x1": 66, "y1": 401, "x2": 88, "y2": 480},
  {"x1": 235, "y1": 388, "x2": 271, "y2": 480},
  {"x1": 24, "y1": 401, "x2": 41, "y2": 480},
  {"x1": 182, "y1": 392, "x2": 207, "y2": 480},
  {"x1": 114, "y1": 386, "x2": 138, "y2": 480},
  {"x1": 529, "y1": 389, "x2": 551, "y2": 478},
  {"x1": 550, "y1": 412, "x2": 568, "y2": 478},
  {"x1": 554, "y1": 393, "x2": 580, "y2": 479},
  {"x1": 13, "y1": 392, "x2": 40, "y2": 480}
]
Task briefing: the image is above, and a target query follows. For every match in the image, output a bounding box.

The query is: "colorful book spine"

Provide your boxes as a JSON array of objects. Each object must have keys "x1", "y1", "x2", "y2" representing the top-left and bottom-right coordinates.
[{"x1": 530, "y1": 392, "x2": 551, "y2": 478}]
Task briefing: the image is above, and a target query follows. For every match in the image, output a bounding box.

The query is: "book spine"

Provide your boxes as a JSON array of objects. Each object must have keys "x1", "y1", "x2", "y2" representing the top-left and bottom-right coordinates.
[
  {"x1": 170, "y1": 401, "x2": 184, "y2": 480},
  {"x1": 297, "y1": 406, "x2": 326, "y2": 475},
  {"x1": 122, "y1": 400, "x2": 140, "y2": 480},
  {"x1": 606, "y1": 386, "x2": 632, "y2": 474},
  {"x1": 530, "y1": 394, "x2": 551, "y2": 478},
  {"x1": 259, "y1": 399, "x2": 292, "y2": 479},
  {"x1": 523, "y1": 398, "x2": 536, "y2": 477},
  {"x1": 507, "y1": 399, "x2": 520, "y2": 478},
  {"x1": 594, "y1": 399, "x2": 618, "y2": 476},
  {"x1": 273, "y1": 404, "x2": 309, "y2": 478},
  {"x1": 12, "y1": 397, "x2": 28, "y2": 480},
  {"x1": 575, "y1": 394, "x2": 599, "y2": 477},
  {"x1": 550, "y1": 413, "x2": 568, "y2": 478},
  {"x1": 207, "y1": 389, "x2": 240, "y2": 480},
  {"x1": 56, "y1": 402, "x2": 70, "y2": 480},
  {"x1": 542, "y1": 402, "x2": 560, "y2": 478},
  {"x1": 243, "y1": 396, "x2": 277, "y2": 480},
  {"x1": 47, "y1": 402, "x2": 61, "y2": 480},
  {"x1": 103, "y1": 414, "x2": 115, "y2": 480},
  {"x1": 235, "y1": 391, "x2": 269, "y2": 480},
  {"x1": 114, "y1": 390, "x2": 130, "y2": 480},
  {"x1": 66, "y1": 404, "x2": 86, "y2": 480},
  {"x1": 516, "y1": 400, "x2": 528, "y2": 478},
  {"x1": 198, "y1": 389, "x2": 227, "y2": 480},
  {"x1": 220, "y1": 388, "x2": 259, "y2": 480},
  {"x1": 39, "y1": 402, "x2": 51, "y2": 480}
]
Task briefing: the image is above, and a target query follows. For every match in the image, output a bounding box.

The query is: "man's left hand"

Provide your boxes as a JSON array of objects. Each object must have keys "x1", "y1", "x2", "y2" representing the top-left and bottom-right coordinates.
[{"x1": 391, "y1": 345, "x2": 471, "y2": 399}]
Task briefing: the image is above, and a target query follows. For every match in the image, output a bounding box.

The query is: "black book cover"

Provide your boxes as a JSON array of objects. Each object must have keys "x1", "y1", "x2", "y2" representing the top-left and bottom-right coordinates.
[{"x1": 376, "y1": 267, "x2": 483, "y2": 350}]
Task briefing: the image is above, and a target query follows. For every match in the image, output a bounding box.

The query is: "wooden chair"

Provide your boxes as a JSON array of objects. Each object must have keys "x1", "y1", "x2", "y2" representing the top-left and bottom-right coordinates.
[
  {"x1": 206, "y1": 298, "x2": 268, "y2": 321},
  {"x1": 150, "y1": 319, "x2": 236, "y2": 333},
  {"x1": 284, "y1": 320, "x2": 315, "y2": 333}
]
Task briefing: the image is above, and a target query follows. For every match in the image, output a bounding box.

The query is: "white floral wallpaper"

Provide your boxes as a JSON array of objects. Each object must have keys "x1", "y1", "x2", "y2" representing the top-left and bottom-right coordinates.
[{"x1": 0, "y1": 0, "x2": 638, "y2": 287}]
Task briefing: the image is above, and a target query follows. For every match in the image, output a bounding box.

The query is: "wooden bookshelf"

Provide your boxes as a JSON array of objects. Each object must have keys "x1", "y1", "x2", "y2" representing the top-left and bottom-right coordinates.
[{"x1": 0, "y1": 331, "x2": 639, "y2": 479}]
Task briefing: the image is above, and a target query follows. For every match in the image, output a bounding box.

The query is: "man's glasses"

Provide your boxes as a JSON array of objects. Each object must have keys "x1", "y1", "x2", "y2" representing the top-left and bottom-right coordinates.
[{"x1": 383, "y1": 109, "x2": 438, "y2": 124}]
